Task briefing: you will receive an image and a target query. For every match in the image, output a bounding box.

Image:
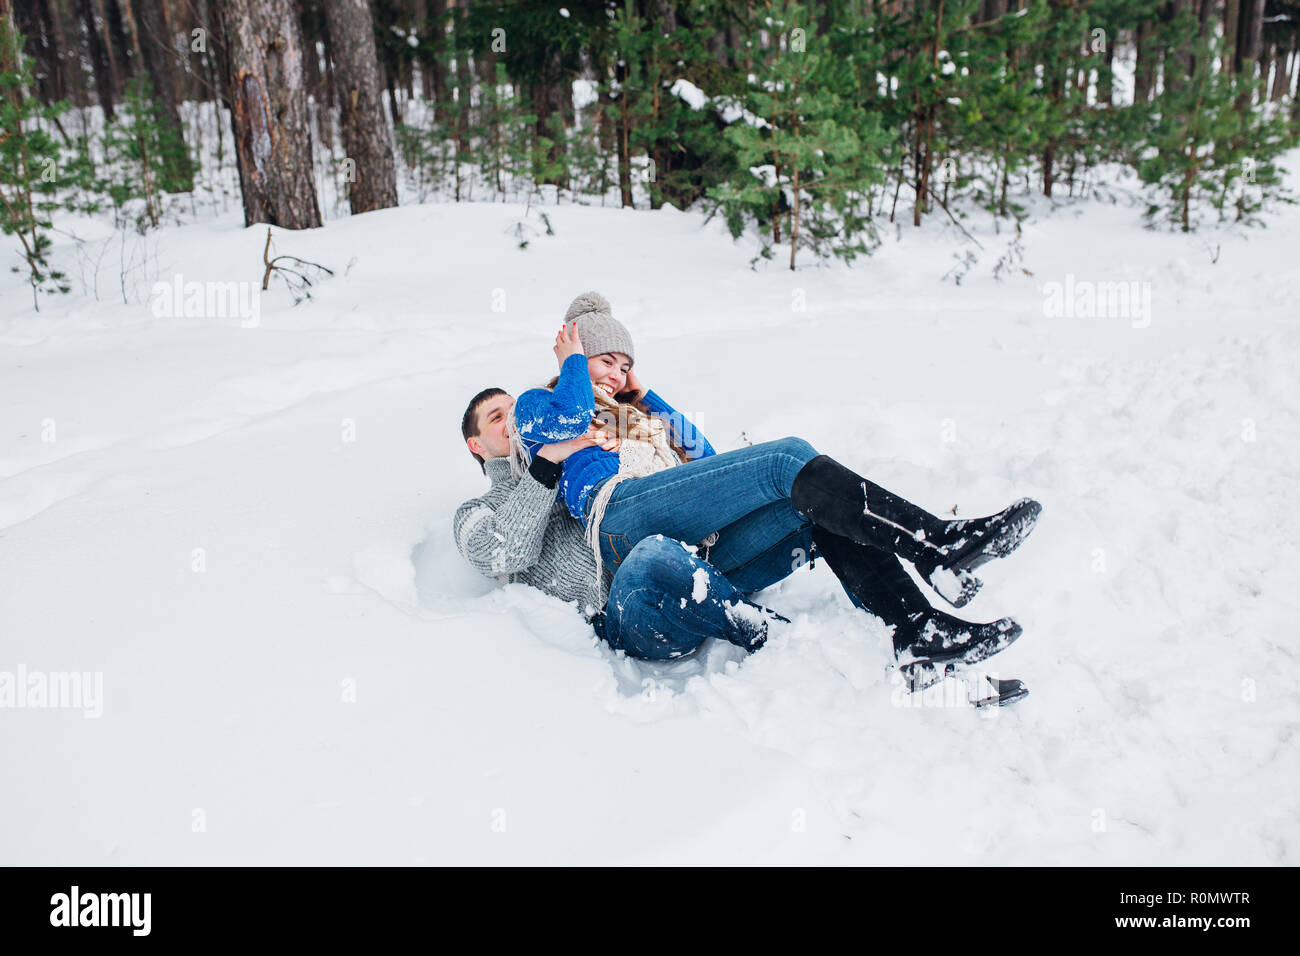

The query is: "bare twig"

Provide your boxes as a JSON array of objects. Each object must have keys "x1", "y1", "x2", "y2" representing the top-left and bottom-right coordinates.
[{"x1": 261, "y1": 227, "x2": 334, "y2": 302}]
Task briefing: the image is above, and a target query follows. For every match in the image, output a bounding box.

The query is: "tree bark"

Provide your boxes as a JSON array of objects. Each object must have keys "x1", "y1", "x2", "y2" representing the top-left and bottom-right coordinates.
[
  {"x1": 452, "y1": 0, "x2": 473, "y2": 150},
  {"x1": 1100, "y1": 33, "x2": 1114, "y2": 106},
  {"x1": 43, "y1": 0, "x2": 84, "y2": 104},
  {"x1": 1165, "y1": 0, "x2": 1192, "y2": 94},
  {"x1": 322, "y1": 0, "x2": 397, "y2": 213},
  {"x1": 1222, "y1": 0, "x2": 1239, "y2": 75},
  {"x1": 217, "y1": 0, "x2": 322, "y2": 228},
  {"x1": 533, "y1": 44, "x2": 568, "y2": 187},
  {"x1": 1293, "y1": 53, "x2": 1300, "y2": 120},
  {"x1": 426, "y1": 0, "x2": 449, "y2": 123},
  {"x1": 80, "y1": 0, "x2": 122, "y2": 116},
  {"x1": 1134, "y1": 19, "x2": 1154, "y2": 103},
  {"x1": 129, "y1": 0, "x2": 193, "y2": 187},
  {"x1": 1236, "y1": 0, "x2": 1264, "y2": 77},
  {"x1": 615, "y1": 58, "x2": 631, "y2": 206},
  {"x1": 114, "y1": 0, "x2": 142, "y2": 63},
  {"x1": 1270, "y1": 42, "x2": 1291, "y2": 101},
  {"x1": 12, "y1": 0, "x2": 51, "y2": 101}
]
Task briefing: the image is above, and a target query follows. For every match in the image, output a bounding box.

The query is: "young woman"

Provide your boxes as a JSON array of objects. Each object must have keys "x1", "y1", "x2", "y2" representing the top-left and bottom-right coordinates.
[{"x1": 510, "y1": 292, "x2": 1042, "y2": 666}]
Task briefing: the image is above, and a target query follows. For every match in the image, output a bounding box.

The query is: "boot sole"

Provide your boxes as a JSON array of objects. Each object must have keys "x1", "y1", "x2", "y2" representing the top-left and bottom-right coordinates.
[{"x1": 923, "y1": 565, "x2": 983, "y2": 608}]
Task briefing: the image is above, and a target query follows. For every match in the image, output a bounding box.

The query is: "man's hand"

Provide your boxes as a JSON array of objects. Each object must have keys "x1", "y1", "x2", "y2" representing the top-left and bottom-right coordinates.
[
  {"x1": 621, "y1": 366, "x2": 646, "y2": 403},
  {"x1": 536, "y1": 423, "x2": 620, "y2": 463},
  {"x1": 553, "y1": 321, "x2": 585, "y2": 368}
]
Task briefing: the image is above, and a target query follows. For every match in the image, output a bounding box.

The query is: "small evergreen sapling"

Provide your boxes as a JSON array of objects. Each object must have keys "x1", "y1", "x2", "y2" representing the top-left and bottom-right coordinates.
[
  {"x1": 102, "y1": 74, "x2": 193, "y2": 232},
  {"x1": 0, "y1": 17, "x2": 78, "y2": 309}
]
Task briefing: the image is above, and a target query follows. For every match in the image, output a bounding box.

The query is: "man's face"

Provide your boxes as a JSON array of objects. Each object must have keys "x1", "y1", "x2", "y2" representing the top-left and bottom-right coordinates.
[{"x1": 468, "y1": 394, "x2": 514, "y2": 461}]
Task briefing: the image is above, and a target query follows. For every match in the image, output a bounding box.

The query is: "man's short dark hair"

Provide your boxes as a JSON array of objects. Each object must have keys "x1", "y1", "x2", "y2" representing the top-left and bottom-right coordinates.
[{"x1": 462, "y1": 387, "x2": 509, "y2": 474}]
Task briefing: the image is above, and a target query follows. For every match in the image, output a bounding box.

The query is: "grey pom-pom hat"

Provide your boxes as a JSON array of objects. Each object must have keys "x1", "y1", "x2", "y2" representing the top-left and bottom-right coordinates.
[{"x1": 563, "y1": 291, "x2": 635, "y2": 364}]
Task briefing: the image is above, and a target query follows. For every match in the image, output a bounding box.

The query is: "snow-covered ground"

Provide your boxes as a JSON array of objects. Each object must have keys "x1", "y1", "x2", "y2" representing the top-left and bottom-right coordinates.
[{"x1": 2, "y1": 156, "x2": 1298, "y2": 865}]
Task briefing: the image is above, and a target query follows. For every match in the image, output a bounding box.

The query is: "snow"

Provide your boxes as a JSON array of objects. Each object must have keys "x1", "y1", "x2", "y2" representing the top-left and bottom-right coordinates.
[
  {"x1": 572, "y1": 79, "x2": 600, "y2": 113},
  {"x1": 691, "y1": 568, "x2": 710, "y2": 604},
  {"x1": 670, "y1": 78, "x2": 708, "y2": 111},
  {"x1": 673, "y1": 78, "x2": 772, "y2": 131},
  {"x1": 2, "y1": 148, "x2": 1299, "y2": 864}
]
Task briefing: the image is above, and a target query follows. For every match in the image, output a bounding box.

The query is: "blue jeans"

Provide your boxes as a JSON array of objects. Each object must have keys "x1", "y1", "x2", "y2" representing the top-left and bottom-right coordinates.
[
  {"x1": 594, "y1": 535, "x2": 784, "y2": 660},
  {"x1": 585, "y1": 437, "x2": 820, "y2": 580},
  {"x1": 707, "y1": 500, "x2": 814, "y2": 593}
]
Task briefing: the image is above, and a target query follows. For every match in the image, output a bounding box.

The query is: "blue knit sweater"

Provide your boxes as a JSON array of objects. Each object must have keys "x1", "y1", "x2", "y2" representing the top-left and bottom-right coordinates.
[{"x1": 514, "y1": 353, "x2": 716, "y2": 523}]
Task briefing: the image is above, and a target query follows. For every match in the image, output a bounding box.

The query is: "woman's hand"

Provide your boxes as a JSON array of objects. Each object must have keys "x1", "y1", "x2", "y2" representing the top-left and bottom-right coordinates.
[
  {"x1": 536, "y1": 423, "x2": 620, "y2": 463},
  {"x1": 553, "y1": 321, "x2": 585, "y2": 368}
]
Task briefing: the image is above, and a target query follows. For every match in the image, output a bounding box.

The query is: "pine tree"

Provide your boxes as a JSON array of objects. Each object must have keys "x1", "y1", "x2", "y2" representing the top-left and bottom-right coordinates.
[
  {"x1": 472, "y1": 62, "x2": 540, "y2": 201},
  {"x1": 1135, "y1": 10, "x2": 1293, "y2": 231},
  {"x1": 102, "y1": 73, "x2": 192, "y2": 231},
  {"x1": 953, "y1": 0, "x2": 1049, "y2": 220},
  {"x1": 709, "y1": 0, "x2": 891, "y2": 267},
  {"x1": 880, "y1": 0, "x2": 983, "y2": 227},
  {"x1": 0, "y1": 15, "x2": 73, "y2": 308}
]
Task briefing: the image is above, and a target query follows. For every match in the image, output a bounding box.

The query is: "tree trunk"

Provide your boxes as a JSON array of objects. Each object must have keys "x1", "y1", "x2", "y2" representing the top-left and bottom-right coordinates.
[
  {"x1": 914, "y1": 0, "x2": 943, "y2": 227},
  {"x1": 1134, "y1": 20, "x2": 1154, "y2": 103},
  {"x1": 1100, "y1": 35, "x2": 1115, "y2": 107},
  {"x1": 1222, "y1": 0, "x2": 1239, "y2": 75},
  {"x1": 299, "y1": 6, "x2": 329, "y2": 145},
  {"x1": 195, "y1": 0, "x2": 229, "y2": 108},
  {"x1": 594, "y1": 46, "x2": 614, "y2": 152},
  {"x1": 1270, "y1": 43, "x2": 1291, "y2": 101},
  {"x1": 1293, "y1": 54, "x2": 1300, "y2": 120},
  {"x1": 322, "y1": 0, "x2": 397, "y2": 213},
  {"x1": 79, "y1": 0, "x2": 120, "y2": 117},
  {"x1": 452, "y1": 0, "x2": 473, "y2": 149},
  {"x1": 1290, "y1": 45, "x2": 1300, "y2": 104},
  {"x1": 411, "y1": 0, "x2": 431, "y2": 99},
  {"x1": 1165, "y1": 0, "x2": 1192, "y2": 94},
  {"x1": 534, "y1": 44, "x2": 568, "y2": 187},
  {"x1": 43, "y1": 0, "x2": 84, "y2": 104},
  {"x1": 114, "y1": 0, "x2": 142, "y2": 63},
  {"x1": 217, "y1": 0, "x2": 322, "y2": 228},
  {"x1": 615, "y1": 60, "x2": 631, "y2": 207},
  {"x1": 427, "y1": 0, "x2": 450, "y2": 123},
  {"x1": 13, "y1": 1, "x2": 51, "y2": 100},
  {"x1": 1236, "y1": 0, "x2": 1264, "y2": 78},
  {"x1": 789, "y1": 148, "x2": 799, "y2": 270},
  {"x1": 129, "y1": 0, "x2": 193, "y2": 187}
]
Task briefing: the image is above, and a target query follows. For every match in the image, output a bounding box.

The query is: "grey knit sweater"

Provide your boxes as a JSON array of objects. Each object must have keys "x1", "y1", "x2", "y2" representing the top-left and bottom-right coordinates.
[{"x1": 453, "y1": 455, "x2": 611, "y2": 615}]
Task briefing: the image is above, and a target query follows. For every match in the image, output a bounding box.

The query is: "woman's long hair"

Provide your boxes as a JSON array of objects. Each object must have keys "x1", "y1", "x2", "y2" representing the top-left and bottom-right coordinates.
[{"x1": 543, "y1": 375, "x2": 690, "y2": 464}]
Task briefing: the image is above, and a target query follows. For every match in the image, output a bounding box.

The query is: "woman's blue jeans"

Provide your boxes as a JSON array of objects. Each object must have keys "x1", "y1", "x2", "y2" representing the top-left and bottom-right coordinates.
[
  {"x1": 596, "y1": 535, "x2": 783, "y2": 660},
  {"x1": 584, "y1": 437, "x2": 821, "y2": 588}
]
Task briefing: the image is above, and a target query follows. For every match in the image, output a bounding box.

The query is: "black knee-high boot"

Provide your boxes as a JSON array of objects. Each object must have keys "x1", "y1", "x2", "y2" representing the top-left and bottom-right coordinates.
[
  {"x1": 790, "y1": 455, "x2": 944, "y2": 561},
  {"x1": 792, "y1": 455, "x2": 1042, "y2": 608},
  {"x1": 812, "y1": 527, "x2": 1021, "y2": 663}
]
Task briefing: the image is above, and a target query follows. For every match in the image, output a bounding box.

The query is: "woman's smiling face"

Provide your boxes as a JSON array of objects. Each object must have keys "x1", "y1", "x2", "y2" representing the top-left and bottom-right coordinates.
[{"x1": 588, "y1": 352, "x2": 631, "y2": 398}]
